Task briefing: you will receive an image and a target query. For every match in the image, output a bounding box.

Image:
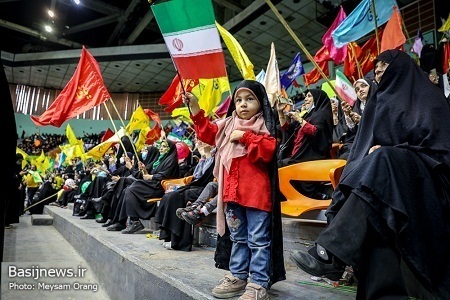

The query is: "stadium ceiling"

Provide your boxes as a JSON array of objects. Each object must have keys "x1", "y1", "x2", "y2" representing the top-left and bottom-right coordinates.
[{"x1": 1, "y1": 0, "x2": 413, "y2": 93}]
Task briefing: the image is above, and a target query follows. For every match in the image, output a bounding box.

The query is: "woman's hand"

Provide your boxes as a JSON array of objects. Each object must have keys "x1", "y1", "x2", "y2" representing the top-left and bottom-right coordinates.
[
  {"x1": 229, "y1": 130, "x2": 245, "y2": 143},
  {"x1": 349, "y1": 112, "x2": 361, "y2": 124},
  {"x1": 287, "y1": 111, "x2": 303, "y2": 123},
  {"x1": 143, "y1": 174, "x2": 153, "y2": 180},
  {"x1": 276, "y1": 99, "x2": 287, "y2": 112},
  {"x1": 182, "y1": 92, "x2": 201, "y2": 116},
  {"x1": 341, "y1": 100, "x2": 352, "y2": 116},
  {"x1": 369, "y1": 145, "x2": 381, "y2": 154}
]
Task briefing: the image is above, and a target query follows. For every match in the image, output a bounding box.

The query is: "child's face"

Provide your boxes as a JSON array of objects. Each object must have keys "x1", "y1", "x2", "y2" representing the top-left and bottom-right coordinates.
[{"x1": 234, "y1": 89, "x2": 261, "y2": 120}]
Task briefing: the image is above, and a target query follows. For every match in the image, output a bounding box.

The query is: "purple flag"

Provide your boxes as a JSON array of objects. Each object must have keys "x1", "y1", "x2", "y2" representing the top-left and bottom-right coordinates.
[
  {"x1": 280, "y1": 52, "x2": 305, "y2": 90},
  {"x1": 411, "y1": 30, "x2": 424, "y2": 58}
]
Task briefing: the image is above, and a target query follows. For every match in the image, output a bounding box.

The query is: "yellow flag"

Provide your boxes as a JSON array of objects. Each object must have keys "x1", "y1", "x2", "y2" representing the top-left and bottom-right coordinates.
[
  {"x1": 171, "y1": 107, "x2": 193, "y2": 124},
  {"x1": 87, "y1": 128, "x2": 126, "y2": 160},
  {"x1": 439, "y1": 13, "x2": 450, "y2": 32},
  {"x1": 16, "y1": 147, "x2": 29, "y2": 168},
  {"x1": 216, "y1": 21, "x2": 256, "y2": 80},
  {"x1": 135, "y1": 126, "x2": 150, "y2": 152},
  {"x1": 192, "y1": 77, "x2": 230, "y2": 117},
  {"x1": 66, "y1": 124, "x2": 85, "y2": 154},
  {"x1": 125, "y1": 105, "x2": 150, "y2": 134}
]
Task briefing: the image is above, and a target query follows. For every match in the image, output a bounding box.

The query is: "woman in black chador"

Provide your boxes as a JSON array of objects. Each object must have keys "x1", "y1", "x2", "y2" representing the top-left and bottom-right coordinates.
[
  {"x1": 112, "y1": 139, "x2": 180, "y2": 233},
  {"x1": 291, "y1": 50, "x2": 450, "y2": 299},
  {"x1": 277, "y1": 89, "x2": 333, "y2": 167}
]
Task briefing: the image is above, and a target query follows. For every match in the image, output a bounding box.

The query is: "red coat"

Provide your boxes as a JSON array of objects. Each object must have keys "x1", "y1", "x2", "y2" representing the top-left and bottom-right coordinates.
[{"x1": 192, "y1": 110, "x2": 276, "y2": 212}]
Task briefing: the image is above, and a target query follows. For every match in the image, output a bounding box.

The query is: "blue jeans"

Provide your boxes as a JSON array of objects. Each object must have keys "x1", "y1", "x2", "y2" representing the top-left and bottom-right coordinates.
[{"x1": 226, "y1": 202, "x2": 271, "y2": 289}]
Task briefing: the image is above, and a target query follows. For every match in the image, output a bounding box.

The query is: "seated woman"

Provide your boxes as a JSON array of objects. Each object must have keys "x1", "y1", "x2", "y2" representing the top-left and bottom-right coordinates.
[
  {"x1": 154, "y1": 140, "x2": 215, "y2": 251},
  {"x1": 92, "y1": 147, "x2": 159, "y2": 223},
  {"x1": 290, "y1": 50, "x2": 450, "y2": 299},
  {"x1": 338, "y1": 78, "x2": 376, "y2": 159},
  {"x1": 100, "y1": 147, "x2": 159, "y2": 227},
  {"x1": 107, "y1": 139, "x2": 179, "y2": 232},
  {"x1": 277, "y1": 89, "x2": 333, "y2": 166},
  {"x1": 277, "y1": 89, "x2": 334, "y2": 199}
]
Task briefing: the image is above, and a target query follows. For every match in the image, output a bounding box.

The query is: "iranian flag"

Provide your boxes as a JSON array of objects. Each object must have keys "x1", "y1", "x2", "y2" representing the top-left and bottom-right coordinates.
[
  {"x1": 335, "y1": 70, "x2": 356, "y2": 106},
  {"x1": 151, "y1": 0, "x2": 227, "y2": 79}
]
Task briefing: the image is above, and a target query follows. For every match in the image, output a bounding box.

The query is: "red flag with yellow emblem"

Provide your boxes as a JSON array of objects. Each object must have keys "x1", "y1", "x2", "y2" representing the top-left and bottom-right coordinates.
[{"x1": 30, "y1": 46, "x2": 111, "y2": 127}]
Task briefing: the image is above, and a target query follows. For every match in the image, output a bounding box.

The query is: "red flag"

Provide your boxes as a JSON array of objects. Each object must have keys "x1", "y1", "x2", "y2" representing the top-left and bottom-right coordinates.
[
  {"x1": 344, "y1": 42, "x2": 363, "y2": 81},
  {"x1": 100, "y1": 128, "x2": 114, "y2": 143},
  {"x1": 322, "y1": 6, "x2": 347, "y2": 64},
  {"x1": 344, "y1": 29, "x2": 382, "y2": 81},
  {"x1": 380, "y1": 7, "x2": 406, "y2": 53},
  {"x1": 443, "y1": 42, "x2": 450, "y2": 74},
  {"x1": 143, "y1": 108, "x2": 162, "y2": 144},
  {"x1": 30, "y1": 46, "x2": 111, "y2": 127},
  {"x1": 303, "y1": 61, "x2": 329, "y2": 86},
  {"x1": 158, "y1": 75, "x2": 199, "y2": 113},
  {"x1": 303, "y1": 46, "x2": 331, "y2": 86}
]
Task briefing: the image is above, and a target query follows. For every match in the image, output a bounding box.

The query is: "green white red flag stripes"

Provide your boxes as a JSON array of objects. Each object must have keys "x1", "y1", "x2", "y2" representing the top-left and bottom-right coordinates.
[
  {"x1": 151, "y1": 0, "x2": 227, "y2": 79},
  {"x1": 335, "y1": 70, "x2": 356, "y2": 106}
]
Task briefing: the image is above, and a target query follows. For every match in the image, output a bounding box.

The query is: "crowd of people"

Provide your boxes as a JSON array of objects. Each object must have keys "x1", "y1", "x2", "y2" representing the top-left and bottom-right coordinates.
[{"x1": 8, "y1": 50, "x2": 450, "y2": 300}]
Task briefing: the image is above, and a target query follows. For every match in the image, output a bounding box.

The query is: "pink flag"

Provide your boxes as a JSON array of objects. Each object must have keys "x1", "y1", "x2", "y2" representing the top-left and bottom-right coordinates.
[
  {"x1": 215, "y1": 96, "x2": 231, "y2": 117},
  {"x1": 322, "y1": 6, "x2": 347, "y2": 64}
]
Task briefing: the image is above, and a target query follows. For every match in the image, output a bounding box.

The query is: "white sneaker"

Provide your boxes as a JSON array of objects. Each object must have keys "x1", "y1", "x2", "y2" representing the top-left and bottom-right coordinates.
[{"x1": 238, "y1": 283, "x2": 269, "y2": 300}]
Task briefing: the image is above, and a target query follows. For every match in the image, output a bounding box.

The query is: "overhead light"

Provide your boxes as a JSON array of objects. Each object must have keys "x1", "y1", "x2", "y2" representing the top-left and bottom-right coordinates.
[
  {"x1": 45, "y1": 25, "x2": 53, "y2": 32},
  {"x1": 48, "y1": 10, "x2": 54, "y2": 18},
  {"x1": 73, "y1": 0, "x2": 81, "y2": 5}
]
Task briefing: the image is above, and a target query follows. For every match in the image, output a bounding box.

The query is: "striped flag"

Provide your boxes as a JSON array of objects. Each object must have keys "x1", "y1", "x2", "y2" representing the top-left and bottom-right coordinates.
[
  {"x1": 335, "y1": 70, "x2": 356, "y2": 106},
  {"x1": 151, "y1": 0, "x2": 227, "y2": 79}
]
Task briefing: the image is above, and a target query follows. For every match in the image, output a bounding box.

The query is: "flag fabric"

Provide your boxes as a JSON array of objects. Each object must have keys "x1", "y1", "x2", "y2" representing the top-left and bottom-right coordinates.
[
  {"x1": 411, "y1": 30, "x2": 424, "y2": 58},
  {"x1": 280, "y1": 52, "x2": 305, "y2": 90},
  {"x1": 86, "y1": 128, "x2": 125, "y2": 160},
  {"x1": 100, "y1": 128, "x2": 114, "y2": 143},
  {"x1": 255, "y1": 69, "x2": 266, "y2": 84},
  {"x1": 335, "y1": 70, "x2": 357, "y2": 106},
  {"x1": 264, "y1": 43, "x2": 281, "y2": 107},
  {"x1": 344, "y1": 29, "x2": 382, "y2": 81},
  {"x1": 438, "y1": 13, "x2": 450, "y2": 33},
  {"x1": 192, "y1": 77, "x2": 230, "y2": 117},
  {"x1": 443, "y1": 42, "x2": 450, "y2": 75},
  {"x1": 215, "y1": 21, "x2": 255, "y2": 80},
  {"x1": 125, "y1": 105, "x2": 150, "y2": 134},
  {"x1": 332, "y1": 0, "x2": 396, "y2": 48},
  {"x1": 151, "y1": 0, "x2": 227, "y2": 79},
  {"x1": 65, "y1": 124, "x2": 84, "y2": 149},
  {"x1": 30, "y1": 46, "x2": 111, "y2": 127},
  {"x1": 302, "y1": 46, "x2": 331, "y2": 86},
  {"x1": 144, "y1": 108, "x2": 162, "y2": 146},
  {"x1": 214, "y1": 95, "x2": 231, "y2": 117},
  {"x1": 158, "y1": 75, "x2": 199, "y2": 113},
  {"x1": 171, "y1": 107, "x2": 194, "y2": 124},
  {"x1": 322, "y1": 6, "x2": 348, "y2": 64},
  {"x1": 303, "y1": 60, "x2": 329, "y2": 86},
  {"x1": 380, "y1": 7, "x2": 405, "y2": 53}
]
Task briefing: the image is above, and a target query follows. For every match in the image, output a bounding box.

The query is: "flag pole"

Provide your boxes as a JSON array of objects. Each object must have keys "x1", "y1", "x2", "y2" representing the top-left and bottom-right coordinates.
[
  {"x1": 350, "y1": 43, "x2": 363, "y2": 79},
  {"x1": 108, "y1": 99, "x2": 142, "y2": 162},
  {"x1": 265, "y1": 0, "x2": 345, "y2": 103},
  {"x1": 370, "y1": 0, "x2": 381, "y2": 55},
  {"x1": 102, "y1": 102, "x2": 137, "y2": 161}
]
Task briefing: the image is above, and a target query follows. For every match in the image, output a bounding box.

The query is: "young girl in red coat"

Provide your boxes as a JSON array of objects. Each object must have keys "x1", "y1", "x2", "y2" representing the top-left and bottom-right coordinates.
[{"x1": 183, "y1": 80, "x2": 285, "y2": 300}]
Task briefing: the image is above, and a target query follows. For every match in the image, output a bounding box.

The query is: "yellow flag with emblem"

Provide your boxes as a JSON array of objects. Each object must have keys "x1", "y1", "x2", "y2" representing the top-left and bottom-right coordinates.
[
  {"x1": 192, "y1": 77, "x2": 230, "y2": 117},
  {"x1": 125, "y1": 105, "x2": 150, "y2": 134}
]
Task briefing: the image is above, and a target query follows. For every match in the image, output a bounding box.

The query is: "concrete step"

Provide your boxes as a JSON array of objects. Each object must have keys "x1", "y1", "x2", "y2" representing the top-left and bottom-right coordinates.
[
  {"x1": 30, "y1": 214, "x2": 53, "y2": 225},
  {"x1": 43, "y1": 204, "x2": 355, "y2": 300}
]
